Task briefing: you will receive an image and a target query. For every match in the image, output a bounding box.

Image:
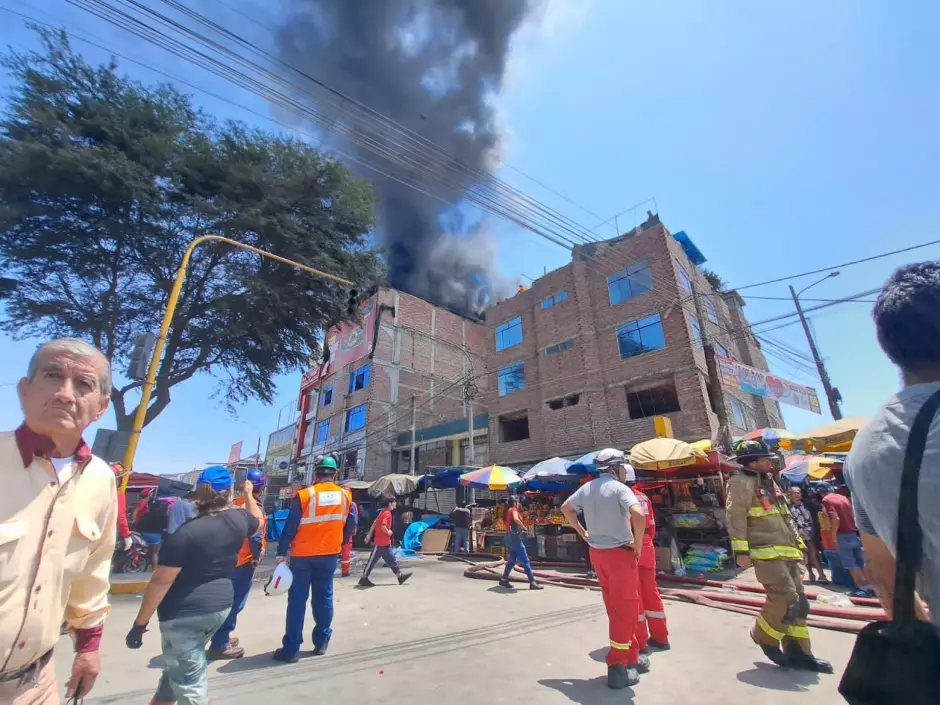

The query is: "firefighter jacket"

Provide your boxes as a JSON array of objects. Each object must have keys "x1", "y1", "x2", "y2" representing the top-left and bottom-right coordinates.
[{"x1": 725, "y1": 470, "x2": 803, "y2": 561}]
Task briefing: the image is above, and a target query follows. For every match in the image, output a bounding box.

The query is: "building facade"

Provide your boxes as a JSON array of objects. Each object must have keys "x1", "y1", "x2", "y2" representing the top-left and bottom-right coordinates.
[
  {"x1": 294, "y1": 288, "x2": 489, "y2": 481},
  {"x1": 481, "y1": 213, "x2": 783, "y2": 467}
]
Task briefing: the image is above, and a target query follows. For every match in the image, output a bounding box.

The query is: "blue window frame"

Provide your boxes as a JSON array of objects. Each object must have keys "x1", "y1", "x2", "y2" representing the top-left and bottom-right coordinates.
[
  {"x1": 715, "y1": 342, "x2": 729, "y2": 359},
  {"x1": 677, "y1": 262, "x2": 693, "y2": 295},
  {"x1": 315, "y1": 419, "x2": 330, "y2": 444},
  {"x1": 349, "y1": 363, "x2": 370, "y2": 394},
  {"x1": 345, "y1": 404, "x2": 367, "y2": 433},
  {"x1": 321, "y1": 385, "x2": 333, "y2": 406},
  {"x1": 689, "y1": 314, "x2": 702, "y2": 344},
  {"x1": 730, "y1": 397, "x2": 746, "y2": 428},
  {"x1": 495, "y1": 316, "x2": 523, "y2": 351},
  {"x1": 497, "y1": 362, "x2": 525, "y2": 396},
  {"x1": 705, "y1": 296, "x2": 719, "y2": 324},
  {"x1": 617, "y1": 313, "x2": 666, "y2": 360},
  {"x1": 545, "y1": 339, "x2": 574, "y2": 356},
  {"x1": 608, "y1": 261, "x2": 653, "y2": 305},
  {"x1": 541, "y1": 291, "x2": 569, "y2": 308}
]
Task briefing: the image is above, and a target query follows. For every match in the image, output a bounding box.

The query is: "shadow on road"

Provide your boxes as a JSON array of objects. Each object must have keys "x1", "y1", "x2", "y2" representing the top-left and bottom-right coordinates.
[
  {"x1": 539, "y1": 676, "x2": 633, "y2": 704},
  {"x1": 588, "y1": 647, "x2": 607, "y2": 663},
  {"x1": 736, "y1": 662, "x2": 821, "y2": 691},
  {"x1": 216, "y1": 651, "x2": 302, "y2": 674},
  {"x1": 147, "y1": 655, "x2": 164, "y2": 670}
]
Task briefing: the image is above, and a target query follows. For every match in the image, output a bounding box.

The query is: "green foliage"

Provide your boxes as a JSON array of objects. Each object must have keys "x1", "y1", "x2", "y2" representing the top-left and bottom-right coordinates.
[
  {"x1": 0, "y1": 28, "x2": 385, "y2": 428},
  {"x1": 701, "y1": 268, "x2": 726, "y2": 293}
]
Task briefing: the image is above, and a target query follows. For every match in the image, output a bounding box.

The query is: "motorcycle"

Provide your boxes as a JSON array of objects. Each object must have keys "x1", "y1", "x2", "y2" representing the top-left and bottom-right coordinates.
[{"x1": 113, "y1": 531, "x2": 150, "y2": 574}]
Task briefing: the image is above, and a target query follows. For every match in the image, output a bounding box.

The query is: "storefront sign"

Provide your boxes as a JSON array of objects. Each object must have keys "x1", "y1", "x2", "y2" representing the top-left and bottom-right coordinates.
[
  {"x1": 717, "y1": 355, "x2": 822, "y2": 414},
  {"x1": 279, "y1": 485, "x2": 303, "y2": 500},
  {"x1": 300, "y1": 299, "x2": 377, "y2": 391}
]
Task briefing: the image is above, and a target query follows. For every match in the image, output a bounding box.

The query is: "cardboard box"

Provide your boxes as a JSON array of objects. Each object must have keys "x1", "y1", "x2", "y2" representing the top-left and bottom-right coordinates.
[{"x1": 655, "y1": 547, "x2": 673, "y2": 572}]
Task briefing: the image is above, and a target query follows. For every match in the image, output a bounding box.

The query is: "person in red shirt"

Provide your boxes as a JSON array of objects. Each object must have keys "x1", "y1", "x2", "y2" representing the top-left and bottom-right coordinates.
[
  {"x1": 359, "y1": 498, "x2": 412, "y2": 587},
  {"x1": 818, "y1": 484, "x2": 876, "y2": 597},
  {"x1": 499, "y1": 495, "x2": 542, "y2": 590},
  {"x1": 110, "y1": 463, "x2": 133, "y2": 551},
  {"x1": 131, "y1": 487, "x2": 152, "y2": 528}
]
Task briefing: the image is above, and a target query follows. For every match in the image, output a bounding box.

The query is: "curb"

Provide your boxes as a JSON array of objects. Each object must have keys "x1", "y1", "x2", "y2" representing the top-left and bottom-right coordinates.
[{"x1": 110, "y1": 578, "x2": 150, "y2": 595}]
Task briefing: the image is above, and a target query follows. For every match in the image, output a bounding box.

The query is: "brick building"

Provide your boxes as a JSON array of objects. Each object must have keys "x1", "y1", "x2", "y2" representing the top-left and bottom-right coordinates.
[
  {"x1": 481, "y1": 213, "x2": 784, "y2": 467},
  {"x1": 294, "y1": 288, "x2": 489, "y2": 482}
]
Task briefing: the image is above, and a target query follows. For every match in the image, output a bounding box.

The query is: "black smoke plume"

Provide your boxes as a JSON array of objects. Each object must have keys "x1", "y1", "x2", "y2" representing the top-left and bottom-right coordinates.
[{"x1": 276, "y1": 0, "x2": 535, "y2": 317}]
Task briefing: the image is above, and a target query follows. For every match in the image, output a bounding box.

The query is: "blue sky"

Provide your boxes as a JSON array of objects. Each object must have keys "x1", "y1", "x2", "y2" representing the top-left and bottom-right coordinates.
[{"x1": 1, "y1": 1, "x2": 938, "y2": 474}]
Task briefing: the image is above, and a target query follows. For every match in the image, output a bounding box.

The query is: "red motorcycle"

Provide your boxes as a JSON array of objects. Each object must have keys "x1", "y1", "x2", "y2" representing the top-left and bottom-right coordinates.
[{"x1": 113, "y1": 531, "x2": 150, "y2": 574}]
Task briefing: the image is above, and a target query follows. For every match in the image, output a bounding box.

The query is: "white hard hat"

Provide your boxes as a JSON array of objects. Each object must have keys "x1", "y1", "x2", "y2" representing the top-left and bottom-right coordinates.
[
  {"x1": 264, "y1": 562, "x2": 293, "y2": 596},
  {"x1": 623, "y1": 464, "x2": 636, "y2": 483},
  {"x1": 594, "y1": 448, "x2": 626, "y2": 469}
]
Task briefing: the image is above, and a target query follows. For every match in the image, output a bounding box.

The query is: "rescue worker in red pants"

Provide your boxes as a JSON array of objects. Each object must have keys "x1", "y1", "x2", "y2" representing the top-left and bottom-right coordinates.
[
  {"x1": 562, "y1": 448, "x2": 648, "y2": 690},
  {"x1": 340, "y1": 500, "x2": 359, "y2": 577},
  {"x1": 622, "y1": 464, "x2": 670, "y2": 652}
]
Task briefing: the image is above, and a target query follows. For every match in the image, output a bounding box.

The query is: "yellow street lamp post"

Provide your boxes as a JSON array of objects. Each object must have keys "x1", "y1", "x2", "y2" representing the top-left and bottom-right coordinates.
[{"x1": 118, "y1": 235, "x2": 353, "y2": 491}]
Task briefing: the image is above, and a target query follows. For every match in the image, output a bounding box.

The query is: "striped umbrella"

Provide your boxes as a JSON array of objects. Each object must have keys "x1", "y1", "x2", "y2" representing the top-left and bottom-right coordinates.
[
  {"x1": 744, "y1": 428, "x2": 797, "y2": 445},
  {"x1": 459, "y1": 465, "x2": 523, "y2": 490}
]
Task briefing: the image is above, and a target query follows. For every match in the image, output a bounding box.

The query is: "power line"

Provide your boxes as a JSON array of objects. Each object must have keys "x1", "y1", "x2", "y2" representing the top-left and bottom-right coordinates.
[{"x1": 742, "y1": 294, "x2": 878, "y2": 304}]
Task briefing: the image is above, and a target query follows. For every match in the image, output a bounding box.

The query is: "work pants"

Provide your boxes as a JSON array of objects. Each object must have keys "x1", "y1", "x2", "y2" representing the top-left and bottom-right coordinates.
[
  {"x1": 210, "y1": 562, "x2": 255, "y2": 650},
  {"x1": 634, "y1": 543, "x2": 668, "y2": 648},
  {"x1": 282, "y1": 554, "x2": 338, "y2": 655},
  {"x1": 751, "y1": 558, "x2": 812, "y2": 655},
  {"x1": 340, "y1": 540, "x2": 353, "y2": 576},
  {"x1": 590, "y1": 546, "x2": 640, "y2": 667},
  {"x1": 0, "y1": 658, "x2": 57, "y2": 705}
]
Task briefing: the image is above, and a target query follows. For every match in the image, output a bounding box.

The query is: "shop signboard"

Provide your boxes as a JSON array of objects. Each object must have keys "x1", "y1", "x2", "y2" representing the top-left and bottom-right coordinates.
[
  {"x1": 299, "y1": 299, "x2": 377, "y2": 391},
  {"x1": 717, "y1": 355, "x2": 822, "y2": 414}
]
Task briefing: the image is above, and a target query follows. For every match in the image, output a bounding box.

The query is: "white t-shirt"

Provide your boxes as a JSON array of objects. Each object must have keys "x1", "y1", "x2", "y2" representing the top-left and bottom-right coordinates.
[
  {"x1": 845, "y1": 382, "x2": 940, "y2": 626},
  {"x1": 51, "y1": 456, "x2": 73, "y2": 474}
]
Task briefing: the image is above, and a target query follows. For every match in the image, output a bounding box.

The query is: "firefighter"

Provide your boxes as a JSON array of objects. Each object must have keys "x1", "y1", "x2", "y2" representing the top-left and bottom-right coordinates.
[
  {"x1": 273, "y1": 455, "x2": 356, "y2": 662},
  {"x1": 623, "y1": 464, "x2": 670, "y2": 652},
  {"x1": 209, "y1": 468, "x2": 268, "y2": 659},
  {"x1": 726, "y1": 439, "x2": 833, "y2": 673},
  {"x1": 340, "y1": 499, "x2": 359, "y2": 577}
]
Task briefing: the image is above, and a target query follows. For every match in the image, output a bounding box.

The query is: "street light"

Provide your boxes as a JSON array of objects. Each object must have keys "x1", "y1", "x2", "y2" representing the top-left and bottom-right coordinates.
[
  {"x1": 119, "y1": 235, "x2": 353, "y2": 491},
  {"x1": 789, "y1": 271, "x2": 842, "y2": 420}
]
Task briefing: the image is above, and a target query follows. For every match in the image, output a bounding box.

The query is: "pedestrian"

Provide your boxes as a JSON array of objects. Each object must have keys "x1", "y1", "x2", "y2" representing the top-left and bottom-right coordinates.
[
  {"x1": 844, "y1": 261, "x2": 940, "y2": 624},
  {"x1": 273, "y1": 454, "x2": 357, "y2": 662},
  {"x1": 111, "y1": 463, "x2": 134, "y2": 554},
  {"x1": 789, "y1": 486, "x2": 827, "y2": 584},
  {"x1": 136, "y1": 492, "x2": 169, "y2": 568},
  {"x1": 340, "y1": 500, "x2": 359, "y2": 577},
  {"x1": 451, "y1": 502, "x2": 472, "y2": 553},
  {"x1": 498, "y1": 495, "x2": 543, "y2": 591},
  {"x1": 208, "y1": 468, "x2": 269, "y2": 659},
  {"x1": 125, "y1": 466, "x2": 263, "y2": 705},
  {"x1": 726, "y1": 439, "x2": 832, "y2": 673},
  {"x1": 132, "y1": 487, "x2": 153, "y2": 527},
  {"x1": 0, "y1": 338, "x2": 117, "y2": 703},
  {"x1": 817, "y1": 485, "x2": 876, "y2": 597},
  {"x1": 560, "y1": 448, "x2": 647, "y2": 689},
  {"x1": 622, "y1": 465, "x2": 670, "y2": 652},
  {"x1": 359, "y1": 497, "x2": 413, "y2": 587},
  {"x1": 167, "y1": 490, "x2": 196, "y2": 534}
]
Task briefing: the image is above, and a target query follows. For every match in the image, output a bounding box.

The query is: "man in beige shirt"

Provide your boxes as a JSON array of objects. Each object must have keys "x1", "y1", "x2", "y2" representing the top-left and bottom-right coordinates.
[{"x1": 0, "y1": 339, "x2": 117, "y2": 703}]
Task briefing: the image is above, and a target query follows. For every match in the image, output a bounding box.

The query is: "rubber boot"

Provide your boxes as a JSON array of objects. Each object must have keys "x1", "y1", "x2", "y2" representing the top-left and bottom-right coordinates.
[
  {"x1": 635, "y1": 653, "x2": 651, "y2": 673},
  {"x1": 785, "y1": 642, "x2": 834, "y2": 674},
  {"x1": 607, "y1": 665, "x2": 640, "y2": 689},
  {"x1": 760, "y1": 644, "x2": 789, "y2": 667}
]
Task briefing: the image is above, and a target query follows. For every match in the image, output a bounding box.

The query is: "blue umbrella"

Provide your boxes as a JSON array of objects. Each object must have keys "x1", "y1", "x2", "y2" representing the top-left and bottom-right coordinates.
[
  {"x1": 522, "y1": 457, "x2": 573, "y2": 482},
  {"x1": 567, "y1": 450, "x2": 601, "y2": 475}
]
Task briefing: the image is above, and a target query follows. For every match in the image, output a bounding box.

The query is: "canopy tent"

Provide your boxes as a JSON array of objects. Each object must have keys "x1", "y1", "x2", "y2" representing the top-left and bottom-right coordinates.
[
  {"x1": 781, "y1": 454, "x2": 842, "y2": 483},
  {"x1": 340, "y1": 479, "x2": 373, "y2": 491},
  {"x1": 125, "y1": 472, "x2": 193, "y2": 497},
  {"x1": 421, "y1": 466, "x2": 479, "y2": 490},
  {"x1": 780, "y1": 417, "x2": 868, "y2": 453},
  {"x1": 630, "y1": 438, "x2": 710, "y2": 471},
  {"x1": 368, "y1": 473, "x2": 425, "y2": 498},
  {"x1": 634, "y1": 450, "x2": 739, "y2": 477},
  {"x1": 522, "y1": 457, "x2": 573, "y2": 482}
]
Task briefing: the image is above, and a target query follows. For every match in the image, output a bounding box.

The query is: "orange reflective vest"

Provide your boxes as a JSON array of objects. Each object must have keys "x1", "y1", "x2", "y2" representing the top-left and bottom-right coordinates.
[
  {"x1": 233, "y1": 496, "x2": 267, "y2": 568},
  {"x1": 290, "y1": 482, "x2": 351, "y2": 557}
]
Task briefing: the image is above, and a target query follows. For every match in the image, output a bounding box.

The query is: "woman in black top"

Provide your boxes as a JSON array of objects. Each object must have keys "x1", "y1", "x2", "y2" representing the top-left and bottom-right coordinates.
[{"x1": 125, "y1": 466, "x2": 263, "y2": 705}]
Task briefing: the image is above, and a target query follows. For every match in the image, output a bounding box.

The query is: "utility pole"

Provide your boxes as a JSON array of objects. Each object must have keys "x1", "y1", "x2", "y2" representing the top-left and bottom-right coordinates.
[
  {"x1": 464, "y1": 374, "x2": 478, "y2": 465},
  {"x1": 409, "y1": 394, "x2": 417, "y2": 475},
  {"x1": 691, "y1": 283, "x2": 733, "y2": 452},
  {"x1": 790, "y1": 284, "x2": 843, "y2": 420}
]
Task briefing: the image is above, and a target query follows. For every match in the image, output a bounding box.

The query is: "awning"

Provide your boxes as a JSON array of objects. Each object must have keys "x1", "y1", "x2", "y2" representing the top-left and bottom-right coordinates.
[{"x1": 368, "y1": 474, "x2": 425, "y2": 498}]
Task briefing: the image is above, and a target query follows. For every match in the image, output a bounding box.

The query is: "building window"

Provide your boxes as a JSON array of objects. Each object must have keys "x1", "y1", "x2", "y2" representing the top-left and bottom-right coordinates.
[
  {"x1": 677, "y1": 262, "x2": 693, "y2": 294},
  {"x1": 705, "y1": 297, "x2": 719, "y2": 324},
  {"x1": 546, "y1": 394, "x2": 580, "y2": 411},
  {"x1": 617, "y1": 313, "x2": 666, "y2": 360},
  {"x1": 349, "y1": 363, "x2": 370, "y2": 394},
  {"x1": 498, "y1": 362, "x2": 525, "y2": 396},
  {"x1": 729, "y1": 397, "x2": 746, "y2": 428},
  {"x1": 626, "y1": 380, "x2": 681, "y2": 419},
  {"x1": 608, "y1": 261, "x2": 653, "y2": 305},
  {"x1": 545, "y1": 339, "x2": 574, "y2": 356},
  {"x1": 345, "y1": 404, "x2": 367, "y2": 433},
  {"x1": 689, "y1": 314, "x2": 702, "y2": 344},
  {"x1": 542, "y1": 291, "x2": 569, "y2": 308},
  {"x1": 715, "y1": 342, "x2": 729, "y2": 359},
  {"x1": 495, "y1": 316, "x2": 523, "y2": 351},
  {"x1": 315, "y1": 419, "x2": 330, "y2": 444},
  {"x1": 498, "y1": 412, "x2": 530, "y2": 442},
  {"x1": 321, "y1": 385, "x2": 333, "y2": 406}
]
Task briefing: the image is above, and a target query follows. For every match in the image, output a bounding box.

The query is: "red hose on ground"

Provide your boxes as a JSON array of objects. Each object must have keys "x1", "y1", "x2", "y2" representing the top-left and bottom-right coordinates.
[
  {"x1": 658, "y1": 572, "x2": 881, "y2": 607},
  {"x1": 661, "y1": 588, "x2": 885, "y2": 621}
]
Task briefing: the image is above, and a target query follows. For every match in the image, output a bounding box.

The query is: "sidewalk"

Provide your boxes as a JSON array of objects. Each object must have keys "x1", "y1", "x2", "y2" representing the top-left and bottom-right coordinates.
[{"x1": 110, "y1": 554, "x2": 279, "y2": 595}]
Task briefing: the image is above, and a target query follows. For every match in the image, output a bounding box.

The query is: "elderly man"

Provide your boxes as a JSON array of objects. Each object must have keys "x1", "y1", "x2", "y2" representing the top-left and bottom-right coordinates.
[{"x1": 1, "y1": 338, "x2": 117, "y2": 703}]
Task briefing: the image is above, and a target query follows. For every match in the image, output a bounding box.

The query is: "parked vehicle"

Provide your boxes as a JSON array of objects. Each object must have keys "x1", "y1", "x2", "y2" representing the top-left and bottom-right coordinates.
[{"x1": 113, "y1": 531, "x2": 150, "y2": 574}]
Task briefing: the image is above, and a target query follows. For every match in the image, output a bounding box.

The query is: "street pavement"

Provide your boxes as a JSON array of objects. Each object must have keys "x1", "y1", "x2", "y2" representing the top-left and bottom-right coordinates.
[{"x1": 58, "y1": 558, "x2": 856, "y2": 704}]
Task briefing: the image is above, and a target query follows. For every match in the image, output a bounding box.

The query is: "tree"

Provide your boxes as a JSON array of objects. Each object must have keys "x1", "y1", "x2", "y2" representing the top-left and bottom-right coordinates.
[
  {"x1": 701, "y1": 268, "x2": 726, "y2": 293},
  {"x1": 0, "y1": 29, "x2": 385, "y2": 430}
]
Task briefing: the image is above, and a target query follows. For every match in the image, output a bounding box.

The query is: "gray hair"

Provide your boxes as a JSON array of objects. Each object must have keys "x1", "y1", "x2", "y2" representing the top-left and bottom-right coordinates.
[{"x1": 28, "y1": 338, "x2": 112, "y2": 396}]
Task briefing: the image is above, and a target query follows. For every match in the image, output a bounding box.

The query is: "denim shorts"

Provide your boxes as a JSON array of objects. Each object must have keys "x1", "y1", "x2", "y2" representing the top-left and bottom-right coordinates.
[
  {"x1": 142, "y1": 532, "x2": 163, "y2": 545},
  {"x1": 836, "y1": 532, "x2": 865, "y2": 570},
  {"x1": 155, "y1": 609, "x2": 229, "y2": 705}
]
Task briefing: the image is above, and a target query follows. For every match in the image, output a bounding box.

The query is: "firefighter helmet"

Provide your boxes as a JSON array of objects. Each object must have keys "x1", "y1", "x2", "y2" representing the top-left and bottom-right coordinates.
[{"x1": 733, "y1": 439, "x2": 775, "y2": 463}]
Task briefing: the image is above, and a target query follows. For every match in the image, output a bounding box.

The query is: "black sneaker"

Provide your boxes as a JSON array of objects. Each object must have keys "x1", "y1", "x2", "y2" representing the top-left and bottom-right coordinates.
[
  {"x1": 498, "y1": 578, "x2": 514, "y2": 589},
  {"x1": 529, "y1": 582, "x2": 544, "y2": 591},
  {"x1": 607, "y1": 665, "x2": 640, "y2": 689},
  {"x1": 358, "y1": 577, "x2": 375, "y2": 588},
  {"x1": 397, "y1": 572, "x2": 413, "y2": 585},
  {"x1": 272, "y1": 648, "x2": 299, "y2": 664},
  {"x1": 639, "y1": 646, "x2": 650, "y2": 655},
  {"x1": 635, "y1": 653, "x2": 651, "y2": 673},
  {"x1": 648, "y1": 639, "x2": 671, "y2": 651}
]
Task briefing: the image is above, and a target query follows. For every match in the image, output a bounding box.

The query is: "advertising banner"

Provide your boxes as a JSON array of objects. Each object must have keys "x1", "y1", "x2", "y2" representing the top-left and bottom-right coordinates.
[
  {"x1": 227, "y1": 441, "x2": 244, "y2": 464},
  {"x1": 717, "y1": 355, "x2": 822, "y2": 414},
  {"x1": 300, "y1": 299, "x2": 377, "y2": 391}
]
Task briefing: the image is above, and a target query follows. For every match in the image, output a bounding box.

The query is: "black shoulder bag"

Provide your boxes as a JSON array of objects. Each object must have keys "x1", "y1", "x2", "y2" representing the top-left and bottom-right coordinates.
[{"x1": 839, "y1": 389, "x2": 940, "y2": 704}]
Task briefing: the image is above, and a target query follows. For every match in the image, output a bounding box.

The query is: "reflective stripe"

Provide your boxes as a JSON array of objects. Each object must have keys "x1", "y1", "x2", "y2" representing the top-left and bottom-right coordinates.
[
  {"x1": 747, "y1": 506, "x2": 783, "y2": 517},
  {"x1": 787, "y1": 625, "x2": 810, "y2": 639},
  {"x1": 757, "y1": 615, "x2": 785, "y2": 641},
  {"x1": 731, "y1": 539, "x2": 749, "y2": 552},
  {"x1": 299, "y1": 513, "x2": 347, "y2": 525},
  {"x1": 645, "y1": 610, "x2": 667, "y2": 619},
  {"x1": 750, "y1": 545, "x2": 803, "y2": 561},
  {"x1": 609, "y1": 639, "x2": 633, "y2": 650},
  {"x1": 637, "y1": 613, "x2": 647, "y2": 622}
]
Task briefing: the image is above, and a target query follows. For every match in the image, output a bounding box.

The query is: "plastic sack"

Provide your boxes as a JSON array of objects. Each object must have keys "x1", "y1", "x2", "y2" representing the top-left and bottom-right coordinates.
[{"x1": 264, "y1": 562, "x2": 293, "y2": 596}]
